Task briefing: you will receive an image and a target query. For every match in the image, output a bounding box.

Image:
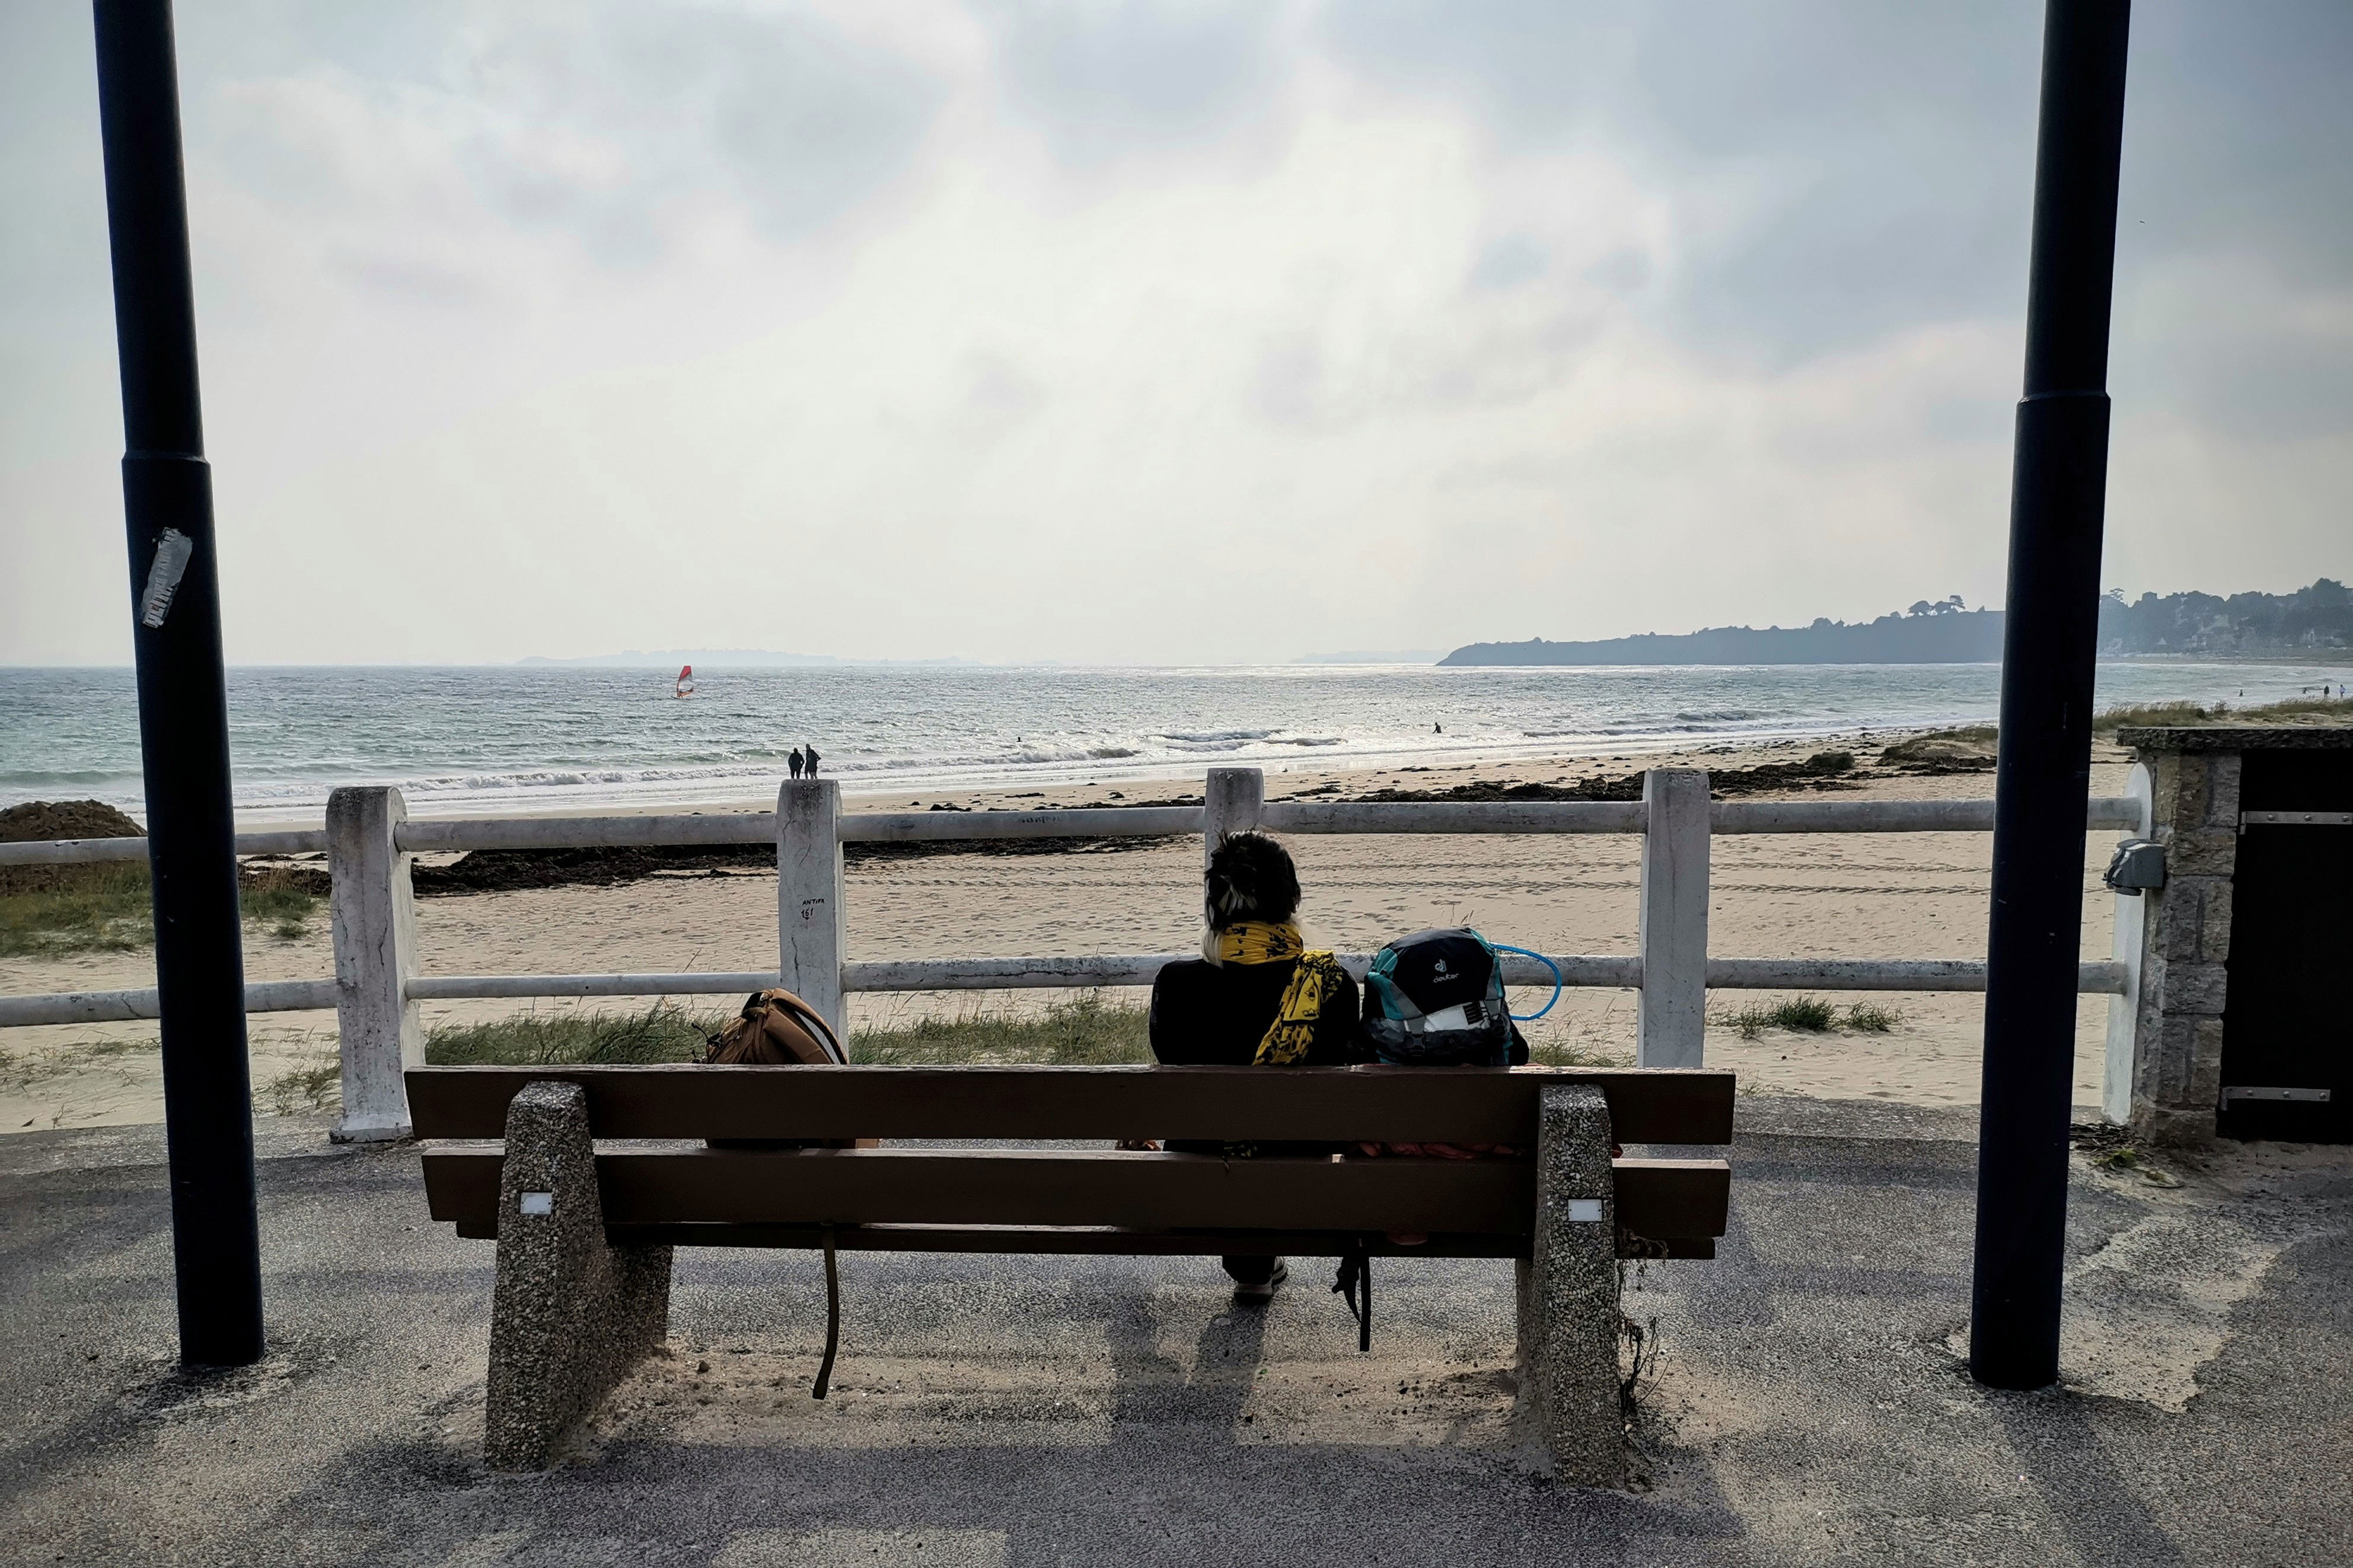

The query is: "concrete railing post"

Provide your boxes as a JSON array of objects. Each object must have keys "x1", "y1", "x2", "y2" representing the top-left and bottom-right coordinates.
[
  {"x1": 484, "y1": 1080, "x2": 671, "y2": 1470},
  {"x1": 1201, "y1": 767, "x2": 1265, "y2": 864},
  {"x1": 329, "y1": 785, "x2": 421, "y2": 1142},
  {"x1": 1637, "y1": 768, "x2": 1711, "y2": 1069},
  {"x1": 2101, "y1": 761, "x2": 2154, "y2": 1124},
  {"x1": 1515, "y1": 1081, "x2": 1623, "y2": 1484},
  {"x1": 779, "y1": 778, "x2": 846, "y2": 1043}
]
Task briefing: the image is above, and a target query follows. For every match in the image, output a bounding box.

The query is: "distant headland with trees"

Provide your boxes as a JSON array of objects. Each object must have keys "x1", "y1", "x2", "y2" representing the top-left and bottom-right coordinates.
[{"x1": 1438, "y1": 580, "x2": 2353, "y2": 666}]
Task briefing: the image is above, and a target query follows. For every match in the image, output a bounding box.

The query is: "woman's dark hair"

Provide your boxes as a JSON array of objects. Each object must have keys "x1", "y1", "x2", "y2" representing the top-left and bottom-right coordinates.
[{"x1": 1204, "y1": 831, "x2": 1300, "y2": 929}]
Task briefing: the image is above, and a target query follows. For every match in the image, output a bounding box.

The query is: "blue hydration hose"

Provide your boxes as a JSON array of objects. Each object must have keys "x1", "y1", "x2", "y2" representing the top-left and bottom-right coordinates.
[{"x1": 1491, "y1": 944, "x2": 1562, "y2": 1021}]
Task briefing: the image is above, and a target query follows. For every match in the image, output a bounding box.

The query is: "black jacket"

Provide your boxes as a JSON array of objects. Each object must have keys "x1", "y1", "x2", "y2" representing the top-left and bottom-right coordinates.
[{"x1": 1147, "y1": 957, "x2": 1362, "y2": 1066}]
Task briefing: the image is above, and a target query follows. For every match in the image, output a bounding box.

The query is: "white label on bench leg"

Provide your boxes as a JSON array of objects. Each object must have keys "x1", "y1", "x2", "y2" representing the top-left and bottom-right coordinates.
[
  {"x1": 519, "y1": 1191, "x2": 554, "y2": 1215},
  {"x1": 1566, "y1": 1198, "x2": 1603, "y2": 1222}
]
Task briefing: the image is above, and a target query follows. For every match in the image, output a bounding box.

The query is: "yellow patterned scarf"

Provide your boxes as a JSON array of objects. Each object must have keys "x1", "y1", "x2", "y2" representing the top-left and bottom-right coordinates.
[{"x1": 1217, "y1": 922, "x2": 1348, "y2": 1065}]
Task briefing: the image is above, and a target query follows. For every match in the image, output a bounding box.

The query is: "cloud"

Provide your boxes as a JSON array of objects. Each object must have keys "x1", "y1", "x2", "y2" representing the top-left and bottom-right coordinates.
[
  {"x1": 1468, "y1": 233, "x2": 1547, "y2": 292},
  {"x1": 1323, "y1": 1, "x2": 2046, "y2": 363},
  {"x1": 0, "y1": 0, "x2": 2346, "y2": 668},
  {"x1": 197, "y1": 3, "x2": 942, "y2": 267},
  {"x1": 978, "y1": 0, "x2": 1287, "y2": 164}
]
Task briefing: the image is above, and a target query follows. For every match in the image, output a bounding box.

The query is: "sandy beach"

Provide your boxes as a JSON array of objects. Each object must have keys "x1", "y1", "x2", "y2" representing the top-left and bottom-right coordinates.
[{"x1": 0, "y1": 727, "x2": 2140, "y2": 1133}]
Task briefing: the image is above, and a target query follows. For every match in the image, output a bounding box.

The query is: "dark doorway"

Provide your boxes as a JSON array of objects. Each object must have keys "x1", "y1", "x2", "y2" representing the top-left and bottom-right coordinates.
[{"x1": 2218, "y1": 747, "x2": 2353, "y2": 1143}]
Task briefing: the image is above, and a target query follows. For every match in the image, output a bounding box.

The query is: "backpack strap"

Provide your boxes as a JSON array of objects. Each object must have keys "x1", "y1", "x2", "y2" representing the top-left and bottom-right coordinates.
[
  {"x1": 1331, "y1": 1243, "x2": 1373, "y2": 1353},
  {"x1": 812, "y1": 1225, "x2": 842, "y2": 1399},
  {"x1": 769, "y1": 989, "x2": 848, "y2": 1064}
]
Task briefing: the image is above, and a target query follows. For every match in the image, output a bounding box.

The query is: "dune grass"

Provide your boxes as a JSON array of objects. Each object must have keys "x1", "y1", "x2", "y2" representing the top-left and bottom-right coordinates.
[
  {"x1": 1729, "y1": 997, "x2": 1838, "y2": 1036},
  {"x1": 423, "y1": 1004, "x2": 720, "y2": 1066},
  {"x1": 849, "y1": 994, "x2": 1152, "y2": 1065},
  {"x1": 264, "y1": 1060, "x2": 343, "y2": 1116},
  {"x1": 418, "y1": 995, "x2": 1154, "y2": 1069},
  {"x1": 2094, "y1": 700, "x2": 2215, "y2": 730},
  {"x1": 0, "y1": 864, "x2": 154, "y2": 956},
  {"x1": 1720, "y1": 997, "x2": 1905, "y2": 1040},
  {"x1": 0, "y1": 864, "x2": 326, "y2": 957},
  {"x1": 2091, "y1": 693, "x2": 2353, "y2": 730},
  {"x1": 1523, "y1": 1037, "x2": 1633, "y2": 1069},
  {"x1": 1840, "y1": 1001, "x2": 1904, "y2": 1034},
  {"x1": 240, "y1": 871, "x2": 323, "y2": 941},
  {"x1": 1886, "y1": 692, "x2": 2352, "y2": 763},
  {"x1": 415, "y1": 995, "x2": 1641, "y2": 1071}
]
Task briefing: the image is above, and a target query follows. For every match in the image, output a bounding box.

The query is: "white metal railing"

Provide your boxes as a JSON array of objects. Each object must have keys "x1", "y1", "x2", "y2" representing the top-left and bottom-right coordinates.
[{"x1": 0, "y1": 767, "x2": 2153, "y2": 1141}]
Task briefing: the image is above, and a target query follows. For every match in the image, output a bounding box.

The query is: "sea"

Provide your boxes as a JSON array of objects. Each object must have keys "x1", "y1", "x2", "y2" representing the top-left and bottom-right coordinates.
[{"x1": 1, "y1": 661, "x2": 2342, "y2": 823}]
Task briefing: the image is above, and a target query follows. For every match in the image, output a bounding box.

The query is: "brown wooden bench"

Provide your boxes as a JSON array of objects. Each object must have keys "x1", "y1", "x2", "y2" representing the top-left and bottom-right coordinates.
[{"x1": 408, "y1": 1063, "x2": 1733, "y2": 1482}]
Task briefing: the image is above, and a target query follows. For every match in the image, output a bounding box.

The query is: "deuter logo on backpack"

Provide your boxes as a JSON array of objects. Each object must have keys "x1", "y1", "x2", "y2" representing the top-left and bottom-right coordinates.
[{"x1": 1358, "y1": 927, "x2": 1529, "y2": 1066}]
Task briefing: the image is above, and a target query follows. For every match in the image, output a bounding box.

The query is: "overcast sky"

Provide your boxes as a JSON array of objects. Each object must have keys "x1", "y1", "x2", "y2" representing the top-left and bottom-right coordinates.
[{"x1": 3, "y1": 1, "x2": 2347, "y2": 666}]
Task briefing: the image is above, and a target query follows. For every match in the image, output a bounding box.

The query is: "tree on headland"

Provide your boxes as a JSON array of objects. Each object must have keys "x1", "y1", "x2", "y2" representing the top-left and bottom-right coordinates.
[
  {"x1": 1439, "y1": 581, "x2": 2351, "y2": 666},
  {"x1": 2096, "y1": 579, "x2": 2351, "y2": 656}
]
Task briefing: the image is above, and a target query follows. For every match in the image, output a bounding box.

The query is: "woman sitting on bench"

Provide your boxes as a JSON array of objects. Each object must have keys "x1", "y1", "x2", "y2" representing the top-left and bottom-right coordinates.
[{"x1": 1146, "y1": 830, "x2": 1360, "y2": 1299}]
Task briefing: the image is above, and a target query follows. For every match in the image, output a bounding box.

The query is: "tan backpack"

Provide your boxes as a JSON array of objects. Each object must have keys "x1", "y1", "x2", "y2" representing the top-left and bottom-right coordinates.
[
  {"x1": 706, "y1": 988, "x2": 846, "y2": 1065},
  {"x1": 706, "y1": 989, "x2": 865, "y2": 1399},
  {"x1": 704, "y1": 989, "x2": 872, "y2": 1151}
]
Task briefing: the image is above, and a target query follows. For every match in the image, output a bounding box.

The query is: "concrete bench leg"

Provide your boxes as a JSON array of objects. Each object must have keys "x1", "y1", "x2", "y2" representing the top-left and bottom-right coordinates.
[
  {"x1": 1515, "y1": 1082, "x2": 1624, "y2": 1486},
  {"x1": 484, "y1": 1080, "x2": 672, "y2": 1471}
]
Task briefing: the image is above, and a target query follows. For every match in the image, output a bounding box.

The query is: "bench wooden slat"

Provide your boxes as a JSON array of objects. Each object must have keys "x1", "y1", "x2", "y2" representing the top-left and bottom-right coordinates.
[
  {"x1": 404, "y1": 1064, "x2": 1735, "y2": 1145},
  {"x1": 595, "y1": 1224, "x2": 1711, "y2": 1261},
  {"x1": 422, "y1": 1148, "x2": 1729, "y2": 1243},
  {"x1": 447, "y1": 1220, "x2": 1712, "y2": 1260}
]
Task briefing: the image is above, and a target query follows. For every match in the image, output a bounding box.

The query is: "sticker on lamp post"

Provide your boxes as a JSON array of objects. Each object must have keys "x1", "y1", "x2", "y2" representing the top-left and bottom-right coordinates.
[{"x1": 138, "y1": 529, "x2": 195, "y2": 629}]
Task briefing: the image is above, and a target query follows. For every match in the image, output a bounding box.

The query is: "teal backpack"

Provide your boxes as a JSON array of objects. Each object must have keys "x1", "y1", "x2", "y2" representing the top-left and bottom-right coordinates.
[{"x1": 1357, "y1": 927, "x2": 1529, "y2": 1066}]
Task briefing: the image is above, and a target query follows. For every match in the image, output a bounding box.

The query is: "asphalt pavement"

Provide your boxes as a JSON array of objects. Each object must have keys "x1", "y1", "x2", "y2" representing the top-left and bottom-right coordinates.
[{"x1": 1, "y1": 1098, "x2": 2345, "y2": 1567}]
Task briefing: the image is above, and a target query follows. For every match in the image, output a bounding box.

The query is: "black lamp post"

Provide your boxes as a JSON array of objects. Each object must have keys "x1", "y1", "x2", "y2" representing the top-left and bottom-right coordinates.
[
  {"x1": 1971, "y1": 0, "x2": 2132, "y2": 1390},
  {"x1": 93, "y1": 0, "x2": 266, "y2": 1367}
]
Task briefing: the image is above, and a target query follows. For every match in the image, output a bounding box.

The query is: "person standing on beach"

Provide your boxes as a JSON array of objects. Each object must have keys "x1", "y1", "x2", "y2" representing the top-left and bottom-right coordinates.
[
  {"x1": 804, "y1": 744, "x2": 821, "y2": 777},
  {"x1": 788, "y1": 748, "x2": 804, "y2": 780}
]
